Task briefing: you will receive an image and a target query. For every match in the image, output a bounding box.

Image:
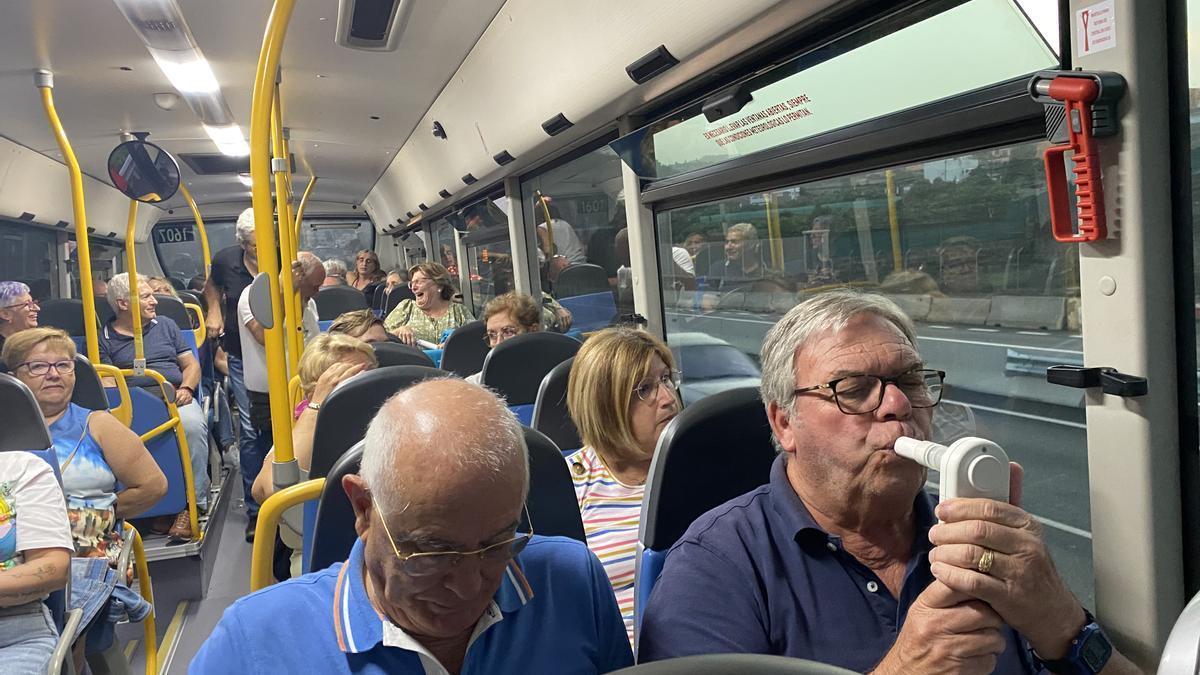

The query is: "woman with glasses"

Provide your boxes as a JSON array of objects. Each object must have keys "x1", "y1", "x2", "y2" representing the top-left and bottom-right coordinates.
[
  {"x1": 2, "y1": 328, "x2": 166, "y2": 561},
  {"x1": 565, "y1": 327, "x2": 681, "y2": 644},
  {"x1": 0, "y1": 281, "x2": 40, "y2": 356},
  {"x1": 346, "y1": 249, "x2": 385, "y2": 293},
  {"x1": 465, "y1": 292, "x2": 542, "y2": 385},
  {"x1": 383, "y1": 262, "x2": 473, "y2": 348}
]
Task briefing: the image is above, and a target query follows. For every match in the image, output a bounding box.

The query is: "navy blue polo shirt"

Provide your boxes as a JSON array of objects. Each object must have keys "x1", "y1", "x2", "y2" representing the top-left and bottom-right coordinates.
[
  {"x1": 98, "y1": 317, "x2": 190, "y2": 389},
  {"x1": 638, "y1": 454, "x2": 1039, "y2": 673},
  {"x1": 190, "y1": 536, "x2": 633, "y2": 674}
]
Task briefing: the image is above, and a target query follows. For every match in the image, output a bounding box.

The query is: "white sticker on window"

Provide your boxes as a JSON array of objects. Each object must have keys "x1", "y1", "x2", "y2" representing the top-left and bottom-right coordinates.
[{"x1": 1077, "y1": 0, "x2": 1116, "y2": 57}]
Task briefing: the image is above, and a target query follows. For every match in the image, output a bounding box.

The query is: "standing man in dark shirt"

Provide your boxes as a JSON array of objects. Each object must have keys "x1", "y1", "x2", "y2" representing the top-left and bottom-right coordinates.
[{"x1": 205, "y1": 208, "x2": 261, "y2": 540}]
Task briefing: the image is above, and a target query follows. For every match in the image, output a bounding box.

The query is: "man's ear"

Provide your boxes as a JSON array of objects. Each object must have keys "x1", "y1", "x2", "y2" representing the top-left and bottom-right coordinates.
[
  {"x1": 766, "y1": 401, "x2": 797, "y2": 455},
  {"x1": 343, "y1": 474, "x2": 374, "y2": 539}
]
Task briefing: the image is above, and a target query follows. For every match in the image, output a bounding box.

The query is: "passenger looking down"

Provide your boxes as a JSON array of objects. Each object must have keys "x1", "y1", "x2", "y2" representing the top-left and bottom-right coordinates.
[
  {"x1": 383, "y1": 262, "x2": 473, "y2": 348},
  {"x1": 465, "y1": 293, "x2": 542, "y2": 385},
  {"x1": 322, "y1": 259, "x2": 349, "y2": 287},
  {"x1": 347, "y1": 249, "x2": 386, "y2": 293},
  {"x1": 98, "y1": 273, "x2": 208, "y2": 540},
  {"x1": 638, "y1": 291, "x2": 1140, "y2": 674},
  {"x1": 3, "y1": 328, "x2": 167, "y2": 561},
  {"x1": 533, "y1": 196, "x2": 587, "y2": 265},
  {"x1": 205, "y1": 208, "x2": 260, "y2": 530},
  {"x1": 328, "y1": 309, "x2": 390, "y2": 344},
  {"x1": 192, "y1": 379, "x2": 634, "y2": 674},
  {"x1": 704, "y1": 222, "x2": 766, "y2": 292},
  {"x1": 565, "y1": 327, "x2": 681, "y2": 645},
  {"x1": 93, "y1": 277, "x2": 109, "y2": 300},
  {"x1": 0, "y1": 281, "x2": 40, "y2": 357},
  {"x1": 0, "y1": 450, "x2": 74, "y2": 675}
]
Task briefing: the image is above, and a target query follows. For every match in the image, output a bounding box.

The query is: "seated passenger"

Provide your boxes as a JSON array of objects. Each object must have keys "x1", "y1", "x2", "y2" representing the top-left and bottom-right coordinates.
[
  {"x1": 146, "y1": 276, "x2": 178, "y2": 297},
  {"x1": 384, "y1": 269, "x2": 409, "y2": 293},
  {"x1": 0, "y1": 450, "x2": 74, "y2": 675},
  {"x1": 0, "y1": 281, "x2": 40, "y2": 356},
  {"x1": 466, "y1": 292, "x2": 542, "y2": 385},
  {"x1": 4, "y1": 328, "x2": 167, "y2": 560},
  {"x1": 347, "y1": 249, "x2": 385, "y2": 293},
  {"x1": 192, "y1": 379, "x2": 633, "y2": 674},
  {"x1": 639, "y1": 290, "x2": 1140, "y2": 674},
  {"x1": 704, "y1": 222, "x2": 766, "y2": 292},
  {"x1": 383, "y1": 263, "x2": 473, "y2": 348},
  {"x1": 565, "y1": 327, "x2": 680, "y2": 644},
  {"x1": 328, "y1": 309, "x2": 389, "y2": 344},
  {"x1": 322, "y1": 259, "x2": 348, "y2": 287},
  {"x1": 99, "y1": 273, "x2": 208, "y2": 540},
  {"x1": 251, "y1": 333, "x2": 378, "y2": 505}
]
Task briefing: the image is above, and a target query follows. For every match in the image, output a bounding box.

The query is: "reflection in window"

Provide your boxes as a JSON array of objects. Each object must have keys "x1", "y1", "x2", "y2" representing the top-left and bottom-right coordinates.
[
  {"x1": 297, "y1": 220, "x2": 375, "y2": 275},
  {"x1": 460, "y1": 196, "x2": 512, "y2": 313},
  {"x1": 152, "y1": 219, "x2": 235, "y2": 286}
]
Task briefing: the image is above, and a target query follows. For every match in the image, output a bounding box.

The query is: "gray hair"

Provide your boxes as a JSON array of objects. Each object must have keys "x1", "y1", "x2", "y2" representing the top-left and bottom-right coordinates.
[
  {"x1": 359, "y1": 378, "x2": 529, "y2": 514},
  {"x1": 323, "y1": 259, "x2": 348, "y2": 278},
  {"x1": 0, "y1": 281, "x2": 30, "y2": 307},
  {"x1": 760, "y1": 289, "x2": 918, "y2": 411},
  {"x1": 728, "y1": 222, "x2": 758, "y2": 241},
  {"x1": 235, "y1": 208, "x2": 256, "y2": 244},
  {"x1": 106, "y1": 272, "x2": 149, "y2": 313},
  {"x1": 297, "y1": 251, "x2": 323, "y2": 277}
]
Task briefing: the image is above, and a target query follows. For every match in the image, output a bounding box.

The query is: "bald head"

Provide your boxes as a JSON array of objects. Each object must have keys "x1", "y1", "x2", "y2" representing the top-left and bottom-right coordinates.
[{"x1": 360, "y1": 378, "x2": 528, "y2": 514}]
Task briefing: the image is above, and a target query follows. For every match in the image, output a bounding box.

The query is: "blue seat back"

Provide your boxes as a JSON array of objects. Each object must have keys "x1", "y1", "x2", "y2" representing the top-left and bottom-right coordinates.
[
  {"x1": 481, "y1": 332, "x2": 580, "y2": 406},
  {"x1": 531, "y1": 356, "x2": 580, "y2": 452},
  {"x1": 557, "y1": 291, "x2": 617, "y2": 332},
  {"x1": 106, "y1": 386, "x2": 188, "y2": 518},
  {"x1": 315, "y1": 285, "x2": 369, "y2": 320},
  {"x1": 635, "y1": 387, "x2": 775, "y2": 634},
  {"x1": 372, "y1": 342, "x2": 436, "y2": 368},
  {"x1": 439, "y1": 320, "x2": 489, "y2": 378},
  {"x1": 555, "y1": 263, "x2": 610, "y2": 299}
]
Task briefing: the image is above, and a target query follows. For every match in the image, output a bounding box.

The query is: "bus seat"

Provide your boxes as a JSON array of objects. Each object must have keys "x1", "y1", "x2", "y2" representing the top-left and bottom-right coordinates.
[
  {"x1": 308, "y1": 365, "x2": 447, "y2": 479},
  {"x1": 0, "y1": 373, "x2": 52, "y2": 452},
  {"x1": 153, "y1": 294, "x2": 191, "y2": 330},
  {"x1": 309, "y1": 426, "x2": 584, "y2": 572},
  {"x1": 634, "y1": 387, "x2": 775, "y2": 635},
  {"x1": 315, "y1": 285, "x2": 369, "y2": 320},
  {"x1": 608, "y1": 654, "x2": 853, "y2": 674},
  {"x1": 39, "y1": 298, "x2": 87, "y2": 336},
  {"x1": 382, "y1": 286, "x2": 416, "y2": 316},
  {"x1": 531, "y1": 356, "x2": 581, "y2": 452},
  {"x1": 439, "y1": 320, "x2": 488, "y2": 378},
  {"x1": 372, "y1": 341, "x2": 436, "y2": 368},
  {"x1": 481, "y1": 333, "x2": 580, "y2": 412},
  {"x1": 555, "y1": 263, "x2": 610, "y2": 299},
  {"x1": 557, "y1": 292, "x2": 618, "y2": 332},
  {"x1": 71, "y1": 355, "x2": 110, "y2": 412},
  {"x1": 108, "y1": 386, "x2": 189, "y2": 518},
  {"x1": 177, "y1": 289, "x2": 204, "y2": 315}
]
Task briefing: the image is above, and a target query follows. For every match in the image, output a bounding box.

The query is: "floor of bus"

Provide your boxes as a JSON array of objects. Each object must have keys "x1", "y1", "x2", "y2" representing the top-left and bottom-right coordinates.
[{"x1": 114, "y1": 466, "x2": 252, "y2": 674}]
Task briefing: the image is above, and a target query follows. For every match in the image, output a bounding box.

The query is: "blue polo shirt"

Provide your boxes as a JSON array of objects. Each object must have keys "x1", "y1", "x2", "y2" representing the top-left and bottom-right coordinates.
[
  {"x1": 98, "y1": 317, "x2": 189, "y2": 389},
  {"x1": 638, "y1": 454, "x2": 1040, "y2": 673},
  {"x1": 190, "y1": 535, "x2": 633, "y2": 674}
]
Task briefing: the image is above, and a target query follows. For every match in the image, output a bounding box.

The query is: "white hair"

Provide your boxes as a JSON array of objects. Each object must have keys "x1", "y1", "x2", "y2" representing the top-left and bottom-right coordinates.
[
  {"x1": 106, "y1": 272, "x2": 150, "y2": 313},
  {"x1": 760, "y1": 289, "x2": 918, "y2": 412},
  {"x1": 323, "y1": 259, "x2": 348, "y2": 278},
  {"x1": 236, "y1": 208, "x2": 256, "y2": 244},
  {"x1": 297, "y1": 251, "x2": 323, "y2": 277},
  {"x1": 359, "y1": 378, "x2": 529, "y2": 514}
]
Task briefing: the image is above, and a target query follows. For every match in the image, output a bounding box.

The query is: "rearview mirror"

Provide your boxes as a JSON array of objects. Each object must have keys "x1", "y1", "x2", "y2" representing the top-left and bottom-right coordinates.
[{"x1": 107, "y1": 140, "x2": 181, "y2": 203}]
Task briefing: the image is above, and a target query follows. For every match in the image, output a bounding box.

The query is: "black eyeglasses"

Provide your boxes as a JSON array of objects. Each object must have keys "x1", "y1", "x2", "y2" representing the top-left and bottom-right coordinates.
[
  {"x1": 372, "y1": 497, "x2": 533, "y2": 577},
  {"x1": 793, "y1": 368, "x2": 945, "y2": 415},
  {"x1": 16, "y1": 360, "x2": 76, "y2": 377}
]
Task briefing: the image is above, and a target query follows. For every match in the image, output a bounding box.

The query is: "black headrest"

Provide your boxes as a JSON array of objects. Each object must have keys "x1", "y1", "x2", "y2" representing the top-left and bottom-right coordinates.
[
  {"x1": 370, "y1": 284, "x2": 387, "y2": 311},
  {"x1": 439, "y1": 320, "x2": 488, "y2": 378},
  {"x1": 94, "y1": 295, "x2": 115, "y2": 326},
  {"x1": 315, "y1": 285, "x2": 369, "y2": 320},
  {"x1": 554, "y1": 263, "x2": 610, "y2": 299},
  {"x1": 153, "y1": 295, "x2": 191, "y2": 330},
  {"x1": 383, "y1": 286, "x2": 415, "y2": 315},
  {"x1": 372, "y1": 342, "x2": 436, "y2": 368},
  {"x1": 38, "y1": 298, "x2": 86, "y2": 336},
  {"x1": 531, "y1": 356, "x2": 580, "y2": 452},
  {"x1": 308, "y1": 365, "x2": 447, "y2": 479},
  {"x1": 641, "y1": 387, "x2": 775, "y2": 551},
  {"x1": 607, "y1": 654, "x2": 854, "y2": 675},
  {"x1": 72, "y1": 356, "x2": 110, "y2": 411},
  {"x1": 0, "y1": 373, "x2": 51, "y2": 452},
  {"x1": 481, "y1": 332, "x2": 580, "y2": 405},
  {"x1": 310, "y1": 440, "x2": 364, "y2": 572},
  {"x1": 176, "y1": 289, "x2": 204, "y2": 313}
]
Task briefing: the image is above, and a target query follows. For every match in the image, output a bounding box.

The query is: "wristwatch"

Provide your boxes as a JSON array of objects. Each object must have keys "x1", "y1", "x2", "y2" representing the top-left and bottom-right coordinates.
[{"x1": 1034, "y1": 609, "x2": 1113, "y2": 674}]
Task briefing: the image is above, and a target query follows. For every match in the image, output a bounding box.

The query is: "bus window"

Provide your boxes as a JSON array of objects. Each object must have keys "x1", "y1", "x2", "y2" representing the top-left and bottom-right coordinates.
[
  {"x1": 1, "y1": 221, "x2": 60, "y2": 299},
  {"x1": 152, "y1": 219, "x2": 235, "y2": 286},
  {"x1": 657, "y1": 138, "x2": 1093, "y2": 607},
  {"x1": 297, "y1": 219, "x2": 374, "y2": 273},
  {"x1": 460, "y1": 195, "x2": 512, "y2": 312}
]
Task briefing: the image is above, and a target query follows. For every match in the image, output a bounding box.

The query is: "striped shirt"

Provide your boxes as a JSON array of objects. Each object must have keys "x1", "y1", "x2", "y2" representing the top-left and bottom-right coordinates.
[{"x1": 566, "y1": 445, "x2": 642, "y2": 645}]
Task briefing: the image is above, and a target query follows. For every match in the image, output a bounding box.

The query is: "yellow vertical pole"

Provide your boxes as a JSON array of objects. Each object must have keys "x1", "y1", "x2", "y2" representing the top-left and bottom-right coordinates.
[
  {"x1": 250, "y1": 0, "x2": 298, "y2": 464},
  {"x1": 272, "y1": 88, "x2": 302, "y2": 374},
  {"x1": 128, "y1": 526, "x2": 157, "y2": 675},
  {"x1": 177, "y1": 182, "x2": 211, "y2": 276},
  {"x1": 124, "y1": 200, "x2": 146, "y2": 369},
  {"x1": 764, "y1": 192, "x2": 784, "y2": 270},
  {"x1": 885, "y1": 169, "x2": 903, "y2": 271},
  {"x1": 294, "y1": 175, "x2": 317, "y2": 242},
  {"x1": 36, "y1": 70, "x2": 99, "y2": 363}
]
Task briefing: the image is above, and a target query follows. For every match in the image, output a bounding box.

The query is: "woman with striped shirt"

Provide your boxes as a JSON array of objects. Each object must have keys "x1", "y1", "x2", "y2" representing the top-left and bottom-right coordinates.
[{"x1": 565, "y1": 327, "x2": 681, "y2": 646}]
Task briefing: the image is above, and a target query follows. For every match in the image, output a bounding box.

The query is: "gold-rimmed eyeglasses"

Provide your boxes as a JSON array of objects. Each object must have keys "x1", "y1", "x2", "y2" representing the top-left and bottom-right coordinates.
[{"x1": 371, "y1": 497, "x2": 533, "y2": 577}]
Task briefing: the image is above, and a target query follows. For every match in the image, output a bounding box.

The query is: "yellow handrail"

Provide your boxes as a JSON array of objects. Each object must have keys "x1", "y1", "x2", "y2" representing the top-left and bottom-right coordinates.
[
  {"x1": 271, "y1": 87, "x2": 302, "y2": 376},
  {"x1": 885, "y1": 169, "x2": 902, "y2": 272},
  {"x1": 764, "y1": 192, "x2": 784, "y2": 271},
  {"x1": 183, "y1": 303, "x2": 206, "y2": 343},
  {"x1": 288, "y1": 374, "x2": 302, "y2": 411},
  {"x1": 535, "y1": 190, "x2": 556, "y2": 253},
  {"x1": 125, "y1": 200, "x2": 146, "y2": 368},
  {"x1": 294, "y1": 176, "x2": 317, "y2": 242},
  {"x1": 250, "y1": 0, "x2": 299, "y2": 465},
  {"x1": 128, "y1": 525, "x2": 157, "y2": 675},
  {"x1": 36, "y1": 71, "x2": 99, "y2": 363},
  {"x1": 92, "y1": 363, "x2": 133, "y2": 426},
  {"x1": 177, "y1": 182, "x2": 212, "y2": 276},
  {"x1": 250, "y1": 478, "x2": 324, "y2": 591}
]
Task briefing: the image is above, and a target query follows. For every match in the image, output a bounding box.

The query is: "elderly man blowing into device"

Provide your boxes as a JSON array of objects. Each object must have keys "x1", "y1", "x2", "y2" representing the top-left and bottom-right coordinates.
[
  {"x1": 191, "y1": 378, "x2": 632, "y2": 674},
  {"x1": 638, "y1": 289, "x2": 1141, "y2": 674}
]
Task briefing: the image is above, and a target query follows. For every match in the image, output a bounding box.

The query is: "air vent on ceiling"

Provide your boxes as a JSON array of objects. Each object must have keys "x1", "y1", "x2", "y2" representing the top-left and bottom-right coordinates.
[
  {"x1": 626, "y1": 45, "x2": 678, "y2": 84},
  {"x1": 335, "y1": 0, "x2": 413, "y2": 52},
  {"x1": 418, "y1": 203, "x2": 428, "y2": 211},
  {"x1": 493, "y1": 150, "x2": 515, "y2": 166},
  {"x1": 87, "y1": 227, "x2": 96, "y2": 234},
  {"x1": 541, "y1": 113, "x2": 573, "y2": 137},
  {"x1": 19, "y1": 212, "x2": 35, "y2": 221},
  {"x1": 106, "y1": 232, "x2": 118, "y2": 239},
  {"x1": 461, "y1": 173, "x2": 476, "y2": 185},
  {"x1": 405, "y1": 211, "x2": 414, "y2": 219},
  {"x1": 179, "y1": 153, "x2": 295, "y2": 175},
  {"x1": 54, "y1": 221, "x2": 69, "y2": 229},
  {"x1": 438, "y1": 189, "x2": 451, "y2": 199}
]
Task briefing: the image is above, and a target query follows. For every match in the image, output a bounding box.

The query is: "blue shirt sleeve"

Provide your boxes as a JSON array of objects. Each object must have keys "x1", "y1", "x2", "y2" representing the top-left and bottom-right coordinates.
[
  {"x1": 637, "y1": 540, "x2": 770, "y2": 662},
  {"x1": 97, "y1": 329, "x2": 112, "y2": 366},
  {"x1": 585, "y1": 548, "x2": 634, "y2": 671}
]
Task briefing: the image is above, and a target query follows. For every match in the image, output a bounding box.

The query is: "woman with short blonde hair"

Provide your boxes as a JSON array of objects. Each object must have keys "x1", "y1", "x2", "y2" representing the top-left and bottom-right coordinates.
[
  {"x1": 565, "y1": 327, "x2": 680, "y2": 645},
  {"x1": 328, "y1": 309, "x2": 388, "y2": 343}
]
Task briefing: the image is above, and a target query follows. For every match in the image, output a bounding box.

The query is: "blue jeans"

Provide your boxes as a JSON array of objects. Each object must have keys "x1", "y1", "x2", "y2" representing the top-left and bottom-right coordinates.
[
  {"x1": 204, "y1": 372, "x2": 235, "y2": 450},
  {"x1": 0, "y1": 603, "x2": 58, "y2": 675},
  {"x1": 178, "y1": 400, "x2": 211, "y2": 511},
  {"x1": 228, "y1": 355, "x2": 264, "y2": 517}
]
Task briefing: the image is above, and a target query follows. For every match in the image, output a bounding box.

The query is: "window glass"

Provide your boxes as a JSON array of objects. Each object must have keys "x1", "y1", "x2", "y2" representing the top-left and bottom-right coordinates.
[
  {"x1": 0, "y1": 221, "x2": 59, "y2": 300},
  {"x1": 657, "y1": 139, "x2": 1093, "y2": 607},
  {"x1": 460, "y1": 195, "x2": 512, "y2": 314},
  {"x1": 429, "y1": 219, "x2": 460, "y2": 290},
  {"x1": 520, "y1": 144, "x2": 626, "y2": 332},
  {"x1": 614, "y1": 0, "x2": 1057, "y2": 181},
  {"x1": 152, "y1": 219, "x2": 234, "y2": 287},
  {"x1": 297, "y1": 219, "x2": 374, "y2": 273}
]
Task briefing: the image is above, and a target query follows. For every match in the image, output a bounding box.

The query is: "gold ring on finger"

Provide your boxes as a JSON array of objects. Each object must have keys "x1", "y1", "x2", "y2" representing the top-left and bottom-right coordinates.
[{"x1": 977, "y1": 548, "x2": 995, "y2": 575}]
